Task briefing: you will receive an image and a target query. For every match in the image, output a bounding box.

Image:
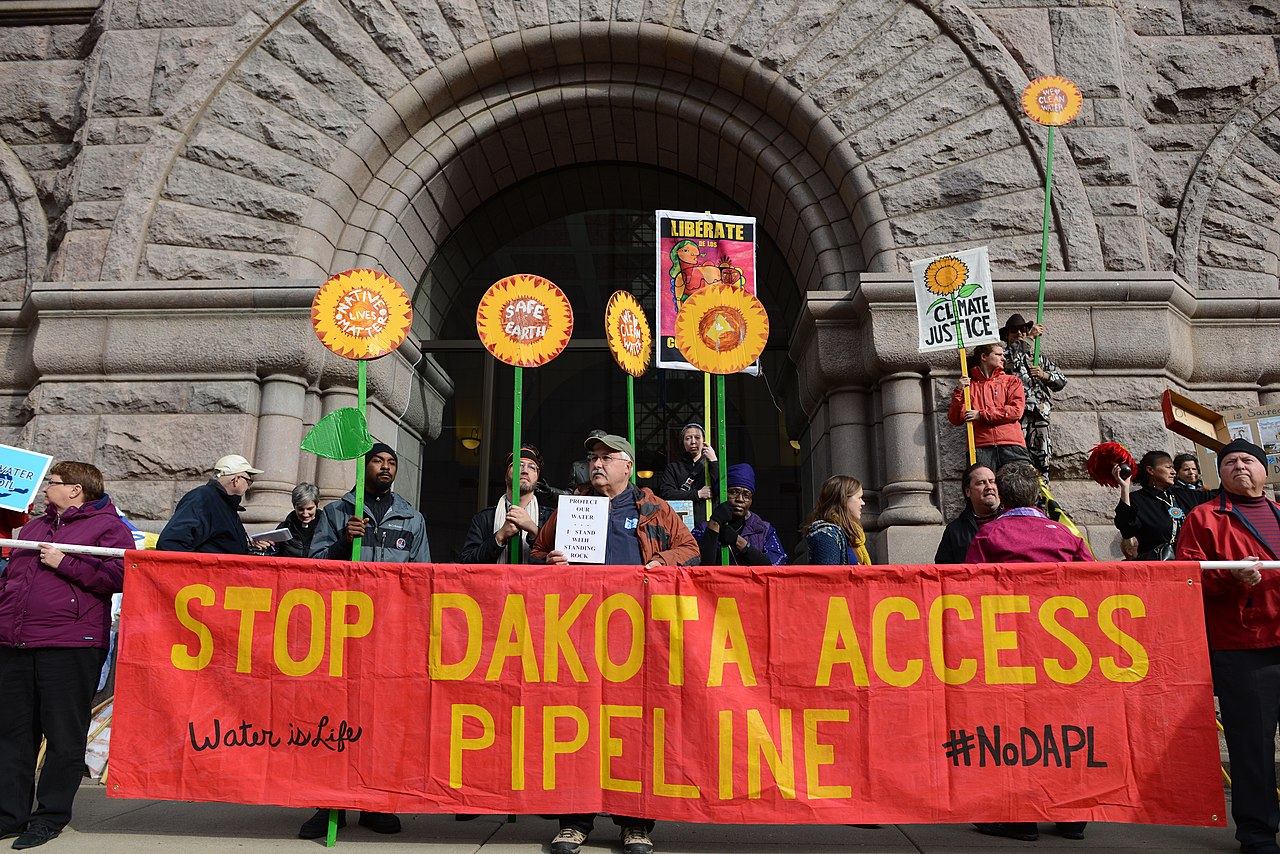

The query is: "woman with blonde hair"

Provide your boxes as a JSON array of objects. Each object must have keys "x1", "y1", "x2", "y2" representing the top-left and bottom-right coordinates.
[{"x1": 802, "y1": 475, "x2": 870, "y2": 565}]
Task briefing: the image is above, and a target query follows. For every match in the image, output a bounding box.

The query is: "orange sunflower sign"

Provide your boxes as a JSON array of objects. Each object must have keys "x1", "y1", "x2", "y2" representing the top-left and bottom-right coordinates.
[
  {"x1": 604, "y1": 291, "x2": 651, "y2": 377},
  {"x1": 673, "y1": 284, "x2": 769, "y2": 375},
  {"x1": 475, "y1": 274, "x2": 574, "y2": 368},
  {"x1": 312, "y1": 268, "x2": 413, "y2": 359},
  {"x1": 1022, "y1": 76, "x2": 1083, "y2": 127}
]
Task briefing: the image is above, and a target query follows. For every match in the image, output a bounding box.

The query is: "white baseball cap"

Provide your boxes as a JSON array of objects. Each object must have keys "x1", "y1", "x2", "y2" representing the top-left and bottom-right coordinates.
[{"x1": 213, "y1": 454, "x2": 264, "y2": 477}]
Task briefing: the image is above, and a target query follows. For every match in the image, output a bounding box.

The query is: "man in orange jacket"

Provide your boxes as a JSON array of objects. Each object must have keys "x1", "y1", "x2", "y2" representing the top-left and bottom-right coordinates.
[{"x1": 947, "y1": 342, "x2": 1033, "y2": 472}]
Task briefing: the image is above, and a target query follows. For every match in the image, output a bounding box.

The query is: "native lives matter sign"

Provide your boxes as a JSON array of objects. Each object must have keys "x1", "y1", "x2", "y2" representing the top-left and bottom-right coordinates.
[{"x1": 911, "y1": 247, "x2": 1000, "y2": 353}]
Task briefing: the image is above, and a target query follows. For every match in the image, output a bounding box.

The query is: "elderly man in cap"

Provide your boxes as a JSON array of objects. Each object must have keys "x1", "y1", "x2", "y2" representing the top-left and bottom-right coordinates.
[
  {"x1": 158, "y1": 454, "x2": 263, "y2": 554},
  {"x1": 693, "y1": 463, "x2": 786, "y2": 566},
  {"x1": 297, "y1": 441, "x2": 428, "y2": 840},
  {"x1": 1177, "y1": 438, "x2": 1280, "y2": 854},
  {"x1": 459, "y1": 444, "x2": 553, "y2": 563},
  {"x1": 1000, "y1": 312, "x2": 1067, "y2": 477},
  {"x1": 532, "y1": 432, "x2": 697, "y2": 854}
]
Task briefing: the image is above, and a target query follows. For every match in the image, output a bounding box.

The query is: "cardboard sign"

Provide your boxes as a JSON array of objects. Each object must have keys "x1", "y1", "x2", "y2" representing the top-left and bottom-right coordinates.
[
  {"x1": 911, "y1": 247, "x2": 999, "y2": 353},
  {"x1": 1161, "y1": 391, "x2": 1280, "y2": 487},
  {"x1": 554, "y1": 495, "x2": 609, "y2": 563},
  {"x1": 109, "y1": 554, "x2": 1226, "y2": 826},
  {"x1": 0, "y1": 444, "x2": 52, "y2": 513}
]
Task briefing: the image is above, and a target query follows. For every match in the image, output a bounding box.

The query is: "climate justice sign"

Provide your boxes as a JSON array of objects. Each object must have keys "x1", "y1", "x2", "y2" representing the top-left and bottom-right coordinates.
[{"x1": 108, "y1": 552, "x2": 1224, "y2": 826}]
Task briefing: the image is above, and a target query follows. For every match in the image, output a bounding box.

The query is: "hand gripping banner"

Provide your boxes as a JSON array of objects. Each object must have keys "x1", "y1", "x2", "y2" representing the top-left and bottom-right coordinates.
[{"x1": 109, "y1": 553, "x2": 1224, "y2": 827}]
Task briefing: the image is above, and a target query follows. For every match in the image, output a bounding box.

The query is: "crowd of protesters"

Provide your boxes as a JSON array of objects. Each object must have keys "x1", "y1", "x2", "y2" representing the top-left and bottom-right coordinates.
[{"x1": 4, "y1": 306, "x2": 1279, "y2": 854}]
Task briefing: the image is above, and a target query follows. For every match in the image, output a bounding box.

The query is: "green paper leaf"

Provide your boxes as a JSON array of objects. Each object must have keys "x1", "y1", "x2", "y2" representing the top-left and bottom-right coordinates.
[
  {"x1": 957, "y1": 281, "x2": 981, "y2": 298},
  {"x1": 301, "y1": 408, "x2": 373, "y2": 460}
]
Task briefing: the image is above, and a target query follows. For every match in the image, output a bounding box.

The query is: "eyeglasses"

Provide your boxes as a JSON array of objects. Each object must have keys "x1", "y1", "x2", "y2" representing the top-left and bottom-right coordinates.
[
  {"x1": 233, "y1": 474, "x2": 254, "y2": 486},
  {"x1": 726, "y1": 487, "x2": 752, "y2": 499},
  {"x1": 44, "y1": 479, "x2": 68, "y2": 488},
  {"x1": 586, "y1": 454, "x2": 627, "y2": 465}
]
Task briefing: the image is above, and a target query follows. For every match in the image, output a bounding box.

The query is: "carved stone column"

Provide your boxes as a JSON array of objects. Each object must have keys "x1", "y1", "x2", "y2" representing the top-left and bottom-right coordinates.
[
  {"x1": 250, "y1": 374, "x2": 309, "y2": 520},
  {"x1": 314, "y1": 387, "x2": 358, "y2": 502},
  {"x1": 878, "y1": 371, "x2": 942, "y2": 527}
]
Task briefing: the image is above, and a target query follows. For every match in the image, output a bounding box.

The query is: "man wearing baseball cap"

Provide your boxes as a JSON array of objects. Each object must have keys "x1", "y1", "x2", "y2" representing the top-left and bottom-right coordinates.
[
  {"x1": 157, "y1": 454, "x2": 263, "y2": 554},
  {"x1": 532, "y1": 432, "x2": 698, "y2": 854},
  {"x1": 1177, "y1": 438, "x2": 1280, "y2": 854}
]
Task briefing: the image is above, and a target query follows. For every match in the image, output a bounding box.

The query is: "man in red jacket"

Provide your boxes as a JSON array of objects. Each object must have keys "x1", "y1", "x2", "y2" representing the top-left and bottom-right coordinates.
[
  {"x1": 947, "y1": 343, "x2": 1033, "y2": 472},
  {"x1": 1177, "y1": 438, "x2": 1280, "y2": 854}
]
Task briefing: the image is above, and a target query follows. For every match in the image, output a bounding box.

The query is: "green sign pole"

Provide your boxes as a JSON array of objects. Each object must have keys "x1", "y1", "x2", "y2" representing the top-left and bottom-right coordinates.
[
  {"x1": 627, "y1": 374, "x2": 636, "y2": 484},
  {"x1": 1033, "y1": 125, "x2": 1056, "y2": 368},
  {"x1": 717, "y1": 374, "x2": 729, "y2": 565},
  {"x1": 510, "y1": 366, "x2": 523, "y2": 564},
  {"x1": 349, "y1": 360, "x2": 368, "y2": 563}
]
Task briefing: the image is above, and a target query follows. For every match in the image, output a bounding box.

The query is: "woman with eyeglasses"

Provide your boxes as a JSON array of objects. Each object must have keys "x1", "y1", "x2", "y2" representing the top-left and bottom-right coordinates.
[
  {"x1": 0, "y1": 461, "x2": 133, "y2": 849},
  {"x1": 799, "y1": 475, "x2": 871, "y2": 566},
  {"x1": 276, "y1": 482, "x2": 321, "y2": 559}
]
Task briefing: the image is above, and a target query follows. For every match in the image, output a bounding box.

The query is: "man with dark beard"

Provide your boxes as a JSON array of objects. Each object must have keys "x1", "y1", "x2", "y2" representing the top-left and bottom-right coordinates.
[
  {"x1": 459, "y1": 445, "x2": 553, "y2": 563},
  {"x1": 297, "y1": 442, "x2": 429, "y2": 840}
]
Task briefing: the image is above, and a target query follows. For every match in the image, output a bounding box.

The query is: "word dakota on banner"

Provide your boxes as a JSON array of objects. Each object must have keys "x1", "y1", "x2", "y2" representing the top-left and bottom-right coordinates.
[
  {"x1": 554, "y1": 495, "x2": 608, "y2": 563},
  {"x1": 911, "y1": 247, "x2": 999, "y2": 353}
]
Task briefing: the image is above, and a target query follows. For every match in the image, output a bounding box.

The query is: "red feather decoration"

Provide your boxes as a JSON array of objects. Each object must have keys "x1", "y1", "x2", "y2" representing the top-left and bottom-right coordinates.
[{"x1": 1087, "y1": 442, "x2": 1135, "y2": 487}]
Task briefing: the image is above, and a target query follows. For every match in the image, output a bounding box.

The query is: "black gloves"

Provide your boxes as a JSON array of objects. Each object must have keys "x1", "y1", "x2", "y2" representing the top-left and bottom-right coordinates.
[{"x1": 710, "y1": 501, "x2": 735, "y2": 526}]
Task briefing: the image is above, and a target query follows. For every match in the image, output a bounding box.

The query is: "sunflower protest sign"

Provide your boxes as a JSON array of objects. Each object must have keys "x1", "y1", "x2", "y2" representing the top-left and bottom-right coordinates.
[
  {"x1": 655, "y1": 210, "x2": 757, "y2": 375},
  {"x1": 674, "y1": 285, "x2": 770, "y2": 376},
  {"x1": 605, "y1": 291, "x2": 651, "y2": 378},
  {"x1": 476, "y1": 274, "x2": 574, "y2": 368},
  {"x1": 911, "y1": 247, "x2": 998, "y2": 354},
  {"x1": 476, "y1": 274, "x2": 574, "y2": 560},
  {"x1": 308, "y1": 269, "x2": 413, "y2": 548},
  {"x1": 1021, "y1": 75, "x2": 1084, "y2": 367},
  {"x1": 605, "y1": 291, "x2": 652, "y2": 482}
]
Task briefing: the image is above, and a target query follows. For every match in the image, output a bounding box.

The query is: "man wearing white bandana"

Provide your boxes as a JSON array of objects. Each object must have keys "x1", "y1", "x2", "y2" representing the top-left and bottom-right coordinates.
[{"x1": 459, "y1": 445, "x2": 553, "y2": 564}]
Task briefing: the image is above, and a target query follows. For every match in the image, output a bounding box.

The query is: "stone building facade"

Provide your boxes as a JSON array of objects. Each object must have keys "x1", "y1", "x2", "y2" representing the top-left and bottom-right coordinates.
[{"x1": 1, "y1": 0, "x2": 1278, "y2": 560}]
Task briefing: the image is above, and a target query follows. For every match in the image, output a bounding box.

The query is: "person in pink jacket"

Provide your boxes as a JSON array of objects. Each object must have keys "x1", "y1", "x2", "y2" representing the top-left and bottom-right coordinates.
[{"x1": 948, "y1": 342, "x2": 1033, "y2": 472}]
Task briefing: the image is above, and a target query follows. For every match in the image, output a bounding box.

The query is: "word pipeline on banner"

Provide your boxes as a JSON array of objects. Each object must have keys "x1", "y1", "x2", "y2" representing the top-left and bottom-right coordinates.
[{"x1": 108, "y1": 553, "x2": 1225, "y2": 827}]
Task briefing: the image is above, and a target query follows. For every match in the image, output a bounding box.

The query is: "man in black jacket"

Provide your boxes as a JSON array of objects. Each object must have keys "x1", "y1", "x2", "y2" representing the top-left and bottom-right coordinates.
[
  {"x1": 157, "y1": 454, "x2": 263, "y2": 554},
  {"x1": 458, "y1": 445, "x2": 553, "y2": 563},
  {"x1": 934, "y1": 464, "x2": 1000, "y2": 563}
]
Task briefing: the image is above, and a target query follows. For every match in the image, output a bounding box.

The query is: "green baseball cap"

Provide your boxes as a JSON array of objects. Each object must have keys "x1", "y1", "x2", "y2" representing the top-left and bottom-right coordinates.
[{"x1": 585, "y1": 433, "x2": 635, "y2": 461}]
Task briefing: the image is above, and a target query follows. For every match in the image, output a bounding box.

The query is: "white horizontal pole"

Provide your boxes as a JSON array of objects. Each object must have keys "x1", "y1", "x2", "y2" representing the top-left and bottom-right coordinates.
[
  {"x1": 0, "y1": 537, "x2": 126, "y2": 558},
  {"x1": 0, "y1": 539, "x2": 1275, "y2": 570},
  {"x1": 1199, "y1": 561, "x2": 1280, "y2": 570}
]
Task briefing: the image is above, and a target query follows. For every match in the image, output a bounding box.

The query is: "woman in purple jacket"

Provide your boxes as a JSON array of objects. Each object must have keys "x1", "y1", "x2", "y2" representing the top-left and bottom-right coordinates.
[{"x1": 0, "y1": 461, "x2": 132, "y2": 850}]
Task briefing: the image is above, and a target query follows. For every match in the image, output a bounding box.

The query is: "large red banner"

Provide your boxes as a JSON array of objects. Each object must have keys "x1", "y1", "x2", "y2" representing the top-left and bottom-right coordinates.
[{"x1": 109, "y1": 552, "x2": 1225, "y2": 826}]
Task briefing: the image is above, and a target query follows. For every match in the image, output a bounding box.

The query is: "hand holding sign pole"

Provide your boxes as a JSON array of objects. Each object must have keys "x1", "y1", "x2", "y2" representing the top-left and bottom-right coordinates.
[
  {"x1": 675, "y1": 285, "x2": 770, "y2": 564},
  {"x1": 306, "y1": 267, "x2": 412, "y2": 846},
  {"x1": 1022, "y1": 76, "x2": 1083, "y2": 366},
  {"x1": 605, "y1": 291, "x2": 652, "y2": 484},
  {"x1": 927, "y1": 257, "x2": 977, "y2": 465},
  {"x1": 477, "y1": 275, "x2": 574, "y2": 562}
]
